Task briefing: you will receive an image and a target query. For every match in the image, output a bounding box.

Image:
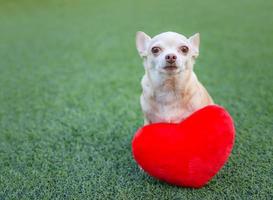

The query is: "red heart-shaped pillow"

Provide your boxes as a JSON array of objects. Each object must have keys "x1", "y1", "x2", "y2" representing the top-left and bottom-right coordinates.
[{"x1": 132, "y1": 105, "x2": 235, "y2": 188}]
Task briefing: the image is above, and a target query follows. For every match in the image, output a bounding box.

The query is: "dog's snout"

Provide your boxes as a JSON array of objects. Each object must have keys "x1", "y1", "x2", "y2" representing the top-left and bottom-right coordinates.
[{"x1": 165, "y1": 54, "x2": 177, "y2": 64}]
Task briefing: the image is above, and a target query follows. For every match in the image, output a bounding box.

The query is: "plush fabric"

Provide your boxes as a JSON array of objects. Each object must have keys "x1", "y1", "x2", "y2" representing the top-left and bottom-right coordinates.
[{"x1": 132, "y1": 105, "x2": 235, "y2": 188}]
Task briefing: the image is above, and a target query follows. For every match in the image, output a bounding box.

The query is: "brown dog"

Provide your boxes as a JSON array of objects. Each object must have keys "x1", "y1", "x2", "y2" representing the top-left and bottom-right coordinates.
[{"x1": 136, "y1": 31, "x2": 214, "y2": 125}]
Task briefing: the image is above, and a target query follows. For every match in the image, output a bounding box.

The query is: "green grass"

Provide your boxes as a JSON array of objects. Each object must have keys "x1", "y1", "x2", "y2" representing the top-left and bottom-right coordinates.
[{"x1": 0, "y1": 0, "x2": 272, "y2": 199}]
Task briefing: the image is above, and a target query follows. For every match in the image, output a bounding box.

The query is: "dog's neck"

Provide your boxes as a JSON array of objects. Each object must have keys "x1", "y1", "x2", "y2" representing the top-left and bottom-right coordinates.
[{"x1": 146, "y1": 60, "x2": 197, "y2": 96}]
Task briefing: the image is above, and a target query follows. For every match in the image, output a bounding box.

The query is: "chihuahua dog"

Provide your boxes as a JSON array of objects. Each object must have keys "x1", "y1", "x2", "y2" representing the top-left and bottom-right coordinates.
[{"x1": 136, "y1": 31, "x2": 214, "y2": 125}]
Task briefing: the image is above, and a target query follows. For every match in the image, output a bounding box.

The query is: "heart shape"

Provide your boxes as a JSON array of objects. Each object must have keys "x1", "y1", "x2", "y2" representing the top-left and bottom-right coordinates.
[{"x1": 132, "y1": 105, "x2": 235, "y2": 188}]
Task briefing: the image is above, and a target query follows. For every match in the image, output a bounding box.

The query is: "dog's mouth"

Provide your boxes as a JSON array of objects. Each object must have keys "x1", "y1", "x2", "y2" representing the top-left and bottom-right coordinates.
[{"x1": 164, "y1": 65, "x2": 178, "y2": 71}]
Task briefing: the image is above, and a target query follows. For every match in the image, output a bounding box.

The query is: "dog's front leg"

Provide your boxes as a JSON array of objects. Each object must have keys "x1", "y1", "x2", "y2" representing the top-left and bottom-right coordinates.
[{"x1": 144, "y1": 117, "x2": 150, "y2": 126}]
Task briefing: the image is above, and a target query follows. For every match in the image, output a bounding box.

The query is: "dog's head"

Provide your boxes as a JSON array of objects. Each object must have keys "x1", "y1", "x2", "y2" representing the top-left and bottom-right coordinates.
[{"x1": 136, "y1": 31, "x2": 200, "y2": 74}]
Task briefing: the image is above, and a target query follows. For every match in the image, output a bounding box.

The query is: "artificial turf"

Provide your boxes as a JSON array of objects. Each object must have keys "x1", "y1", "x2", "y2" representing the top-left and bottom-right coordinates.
[{"x1": 0, "y1": 0, "x2": 272, "y2": 199}]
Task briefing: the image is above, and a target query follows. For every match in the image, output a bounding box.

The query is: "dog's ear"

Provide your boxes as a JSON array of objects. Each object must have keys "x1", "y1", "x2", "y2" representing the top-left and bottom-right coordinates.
[
  {"x1": 189, "y1": 33, "x2": 200, "y2": 58},
  {"x1": 136, "y1": 31, "x2": 151, "y2": 57}
]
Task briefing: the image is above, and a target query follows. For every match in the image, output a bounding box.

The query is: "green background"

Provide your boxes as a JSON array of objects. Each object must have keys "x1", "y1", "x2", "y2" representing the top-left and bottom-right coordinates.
[{"x1": 0, "y1": 0, "x2": 272, "y2": 199}]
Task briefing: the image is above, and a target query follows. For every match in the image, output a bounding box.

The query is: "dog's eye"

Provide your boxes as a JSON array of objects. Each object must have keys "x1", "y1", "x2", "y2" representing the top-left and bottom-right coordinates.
[
  {"x1": 151, "y1": 47, "x2": 161, "y2": 54},
  {"x1": 180, "y1": 46, "x2": 189, "y2": 54}
]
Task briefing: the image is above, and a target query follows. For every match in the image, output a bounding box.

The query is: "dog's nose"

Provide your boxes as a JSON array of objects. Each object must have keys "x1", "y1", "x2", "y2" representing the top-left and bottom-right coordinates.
[{"x1": 165, "y1": 54, "x2": 177, "y2": 64}]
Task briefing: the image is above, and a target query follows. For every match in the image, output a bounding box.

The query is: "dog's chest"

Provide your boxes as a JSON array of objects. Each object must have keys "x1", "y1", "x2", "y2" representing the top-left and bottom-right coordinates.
[
  {"x1": 141, "y1": 73, "x2": 194, "y2": 123},
  {"x1": 149, "y1": 91, "x2": 188, "y2": 123}
]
